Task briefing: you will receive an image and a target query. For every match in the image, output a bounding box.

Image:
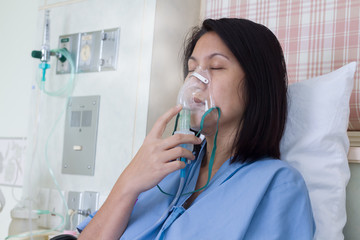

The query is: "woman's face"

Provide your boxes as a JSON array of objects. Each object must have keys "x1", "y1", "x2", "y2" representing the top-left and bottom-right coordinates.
[{"x1": 187, "y1": 31, "x2": 246, "y2": 135}]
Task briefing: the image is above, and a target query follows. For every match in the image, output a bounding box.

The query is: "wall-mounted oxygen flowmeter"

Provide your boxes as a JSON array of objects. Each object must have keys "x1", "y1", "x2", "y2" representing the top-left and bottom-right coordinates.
[{"x1": 56, "y1": 28, "x2": 120, "y2": 74}]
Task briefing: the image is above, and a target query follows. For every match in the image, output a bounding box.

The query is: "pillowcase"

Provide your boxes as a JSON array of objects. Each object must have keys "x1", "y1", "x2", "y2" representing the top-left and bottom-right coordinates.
[{"x1": 280, "y1": 62, "x2": 356, "y2": 240}]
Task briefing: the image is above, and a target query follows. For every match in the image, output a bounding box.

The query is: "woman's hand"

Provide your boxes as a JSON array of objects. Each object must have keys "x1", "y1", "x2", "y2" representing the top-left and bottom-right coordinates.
[
  {"x1": 79, "y1": 105, "x2": 201, "y2": 240},
  {"x1": 119, "y1": 105, "x2": 202, "y2": 196}
]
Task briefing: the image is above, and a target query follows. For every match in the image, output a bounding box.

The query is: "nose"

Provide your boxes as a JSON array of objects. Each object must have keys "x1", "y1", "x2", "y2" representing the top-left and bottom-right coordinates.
[
  {"x1": 191, "y1": 72, "x2": 209, "y2": 84},
  {"x1": 189, "y1": 76, "x2": 207, "y2": 91}
]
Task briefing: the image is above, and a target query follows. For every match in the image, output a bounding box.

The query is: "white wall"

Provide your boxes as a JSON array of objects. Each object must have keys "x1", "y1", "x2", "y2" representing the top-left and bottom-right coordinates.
[
  {"x1": 23, "y1": 0, "x2": 157, "y2": 212},
  {"x1": 0, "y1": 0, "x2": 157, "y2": 237},
  {"x1": 0, "y1": 0, "x2": 38, "y2": 238},
  {"x1": 0, "y1": 0, "x2": 201, "y2": 238},
  {"x1": 147, "y1": 0, "x2": 202, "y2": 137}
]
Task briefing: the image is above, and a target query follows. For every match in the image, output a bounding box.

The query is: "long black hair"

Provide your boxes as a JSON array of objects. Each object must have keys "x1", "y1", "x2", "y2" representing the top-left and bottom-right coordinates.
[{"x1": 183, "y1": 18, "x2": 288, "y2": 163}]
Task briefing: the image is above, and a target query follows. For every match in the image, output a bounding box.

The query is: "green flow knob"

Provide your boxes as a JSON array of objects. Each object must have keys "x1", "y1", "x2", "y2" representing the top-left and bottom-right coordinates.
[{"x1": 31, "y1": 50, "x2": 42, "y2": 59}]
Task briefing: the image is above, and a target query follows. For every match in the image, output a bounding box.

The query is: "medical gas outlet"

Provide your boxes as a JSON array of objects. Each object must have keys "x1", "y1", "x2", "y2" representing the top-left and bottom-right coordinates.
[{"x1": 56, "y1": 28, "x2": 120, "y2": 74}]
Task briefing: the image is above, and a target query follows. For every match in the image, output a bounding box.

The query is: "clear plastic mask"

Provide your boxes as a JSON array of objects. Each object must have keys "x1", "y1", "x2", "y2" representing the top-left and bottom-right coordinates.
[{"x1": 177, "y1": 67, "x2": 219, "y2": 135}]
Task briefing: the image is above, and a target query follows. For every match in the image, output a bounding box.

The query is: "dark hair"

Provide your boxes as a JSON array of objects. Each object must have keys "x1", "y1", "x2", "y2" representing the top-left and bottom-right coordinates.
[{"x1": 183, "y1": 18, "x2": 288, "y2": 163}]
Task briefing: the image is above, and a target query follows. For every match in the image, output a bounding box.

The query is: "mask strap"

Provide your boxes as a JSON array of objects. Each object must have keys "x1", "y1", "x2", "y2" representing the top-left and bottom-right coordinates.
[
  {"x1": 172, "y1": 113, "x2": 180, "y2": 135},
  {"x1": 157, "y1": 107, "x2": 221, "y2": 196},
  {"x1": 156, "y1": 112, "x2": 181, "y2": 196},
  {"x1": 183, "y1": 106, "x2": 220, "y2": 195}
]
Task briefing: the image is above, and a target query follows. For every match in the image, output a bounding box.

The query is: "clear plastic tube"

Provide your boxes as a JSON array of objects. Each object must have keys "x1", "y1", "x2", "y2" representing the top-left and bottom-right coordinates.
[
  {"x1": 41, "y1": 10, "x2": 50, "y2": 63},
  {"x1": 6, "y1": 48, "x2": 76, "y2": 240},
  {"x1": 39, "y1": 48, "x2": 76, "y2": 229},
  {"x1": 42, "y1": 10, "x2": 50, "y2": 47}
]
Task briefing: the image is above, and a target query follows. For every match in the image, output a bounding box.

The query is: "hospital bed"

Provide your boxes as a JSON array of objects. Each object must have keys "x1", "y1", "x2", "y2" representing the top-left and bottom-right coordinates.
[{"x1": 203, "y1": 1, "x2": 359, "y2": 239}]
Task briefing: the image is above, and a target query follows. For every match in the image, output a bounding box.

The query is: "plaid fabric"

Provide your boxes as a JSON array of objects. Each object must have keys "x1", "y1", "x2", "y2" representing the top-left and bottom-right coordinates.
[{"x1": 205, "y1": 0, "x2": 360, "y2": 130}]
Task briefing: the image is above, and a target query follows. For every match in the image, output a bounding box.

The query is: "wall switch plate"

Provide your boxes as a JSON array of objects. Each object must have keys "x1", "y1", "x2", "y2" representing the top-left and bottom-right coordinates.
[{"x1": 62, "y1": 96, "x2": 100, "y2": 176}]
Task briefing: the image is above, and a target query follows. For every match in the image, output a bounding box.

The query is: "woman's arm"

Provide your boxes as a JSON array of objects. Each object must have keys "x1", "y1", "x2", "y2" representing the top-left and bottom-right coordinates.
[{"x1": 78, "y1": 105, "x2": 201, "y2": 239}]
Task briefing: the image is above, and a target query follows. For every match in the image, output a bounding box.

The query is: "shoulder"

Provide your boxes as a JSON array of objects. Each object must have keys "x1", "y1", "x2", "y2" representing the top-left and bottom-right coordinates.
[
  {"x1": 230, "y1": 157, "x2": 308, "y2": 192},
  {"x1": 240, "y1": 159, "x2": 316, "y2": 239},
  {"x1": 253, "y1": 158, "x2": 304, "y2": 181}
]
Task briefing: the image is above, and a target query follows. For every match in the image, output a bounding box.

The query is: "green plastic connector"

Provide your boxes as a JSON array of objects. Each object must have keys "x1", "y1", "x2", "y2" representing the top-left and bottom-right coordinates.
[{"x1": 31, "y1": 50, "x2": 42, "y2": 59}]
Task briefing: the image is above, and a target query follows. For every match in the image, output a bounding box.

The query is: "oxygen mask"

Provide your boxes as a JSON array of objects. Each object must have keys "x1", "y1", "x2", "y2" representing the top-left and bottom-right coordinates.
[
  {"x1": 156, "y1": 67, "x2": 221, "y2": 199},
  {"x1": 177, "y1": 67, "x2": 219, "y2": 136}
]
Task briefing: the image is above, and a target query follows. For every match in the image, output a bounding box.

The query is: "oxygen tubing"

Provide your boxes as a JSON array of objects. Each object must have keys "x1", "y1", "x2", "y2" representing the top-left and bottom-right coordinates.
[
  {"x1": 41, "y1": 48, "x2": 75, "y2": 231},
  {"x1": 42, "y1": 48, "x2": 75, "y2": 229},
  {"x1": 5, "y1": 48, "x2": 76, "y2": 240}
]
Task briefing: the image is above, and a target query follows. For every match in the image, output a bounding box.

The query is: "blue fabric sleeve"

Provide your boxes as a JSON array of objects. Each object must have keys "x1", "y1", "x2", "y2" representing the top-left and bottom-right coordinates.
[{"x1": 243, "y1": 179, "x2": 315, "y2": 240}]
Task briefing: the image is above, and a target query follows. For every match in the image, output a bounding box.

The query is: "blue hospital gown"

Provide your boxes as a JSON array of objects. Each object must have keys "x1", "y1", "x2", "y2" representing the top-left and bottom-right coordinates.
[{"x1": 79, "y1": 142, "x2": 315, "y2": 239}]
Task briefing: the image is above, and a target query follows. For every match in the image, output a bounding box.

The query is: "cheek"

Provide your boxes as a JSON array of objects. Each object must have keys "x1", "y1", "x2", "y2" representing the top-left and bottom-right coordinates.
[{"x1": 213, "y1": 80, "x2": 245, "y2": 119}]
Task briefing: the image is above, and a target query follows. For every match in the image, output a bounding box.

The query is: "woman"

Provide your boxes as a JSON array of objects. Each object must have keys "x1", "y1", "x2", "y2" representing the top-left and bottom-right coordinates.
[{"x1": 78, "y1": 18, "x2": 315, "y2": 239}]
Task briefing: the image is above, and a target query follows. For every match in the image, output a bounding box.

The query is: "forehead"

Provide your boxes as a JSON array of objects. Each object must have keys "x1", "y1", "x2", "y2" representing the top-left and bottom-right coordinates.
[{"x1": 190, "y1": 32, "x2": 235, "y2": 61}]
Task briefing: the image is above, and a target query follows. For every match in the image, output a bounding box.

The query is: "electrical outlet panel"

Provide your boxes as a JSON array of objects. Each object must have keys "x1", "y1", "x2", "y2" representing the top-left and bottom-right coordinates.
[
  {"x1": 56, "y1": 28, "x2": 120, "y2": 74},
  {"x1": 62, "y1": 96, "x2": 100, "y2": 176},
  {"x1": 83, "y1": 191, "x2": 99, "y2": 212},
  {"x1": 37, "y1": 189, "x2": 100, "y2": 231},
  {"x1": 66, "y1": 190, "x2": 99, "y2": 230},
  {"x1": 79, "y1": 191, "x2": 99, "y2": 225}
]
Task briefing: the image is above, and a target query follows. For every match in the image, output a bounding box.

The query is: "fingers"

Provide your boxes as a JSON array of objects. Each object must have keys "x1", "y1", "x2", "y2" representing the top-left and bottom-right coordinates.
[
  {"x1": 160, "y1": 146, "x2": 196, "y2": 162},
  {"x1": 162, "y1": 133, "x2": 202, "y2": 150},
  {"x1": 165, "y1": 160, "x2": 186, "y2": 173},
  {"x1": 148, "y1": 105, "x2": 182, "y2": 138}
]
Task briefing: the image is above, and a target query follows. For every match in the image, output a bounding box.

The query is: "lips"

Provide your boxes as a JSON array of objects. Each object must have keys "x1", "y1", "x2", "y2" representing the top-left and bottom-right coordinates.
[{"x1": 193, "y1": 97, "x2": 203, "y2": 104}]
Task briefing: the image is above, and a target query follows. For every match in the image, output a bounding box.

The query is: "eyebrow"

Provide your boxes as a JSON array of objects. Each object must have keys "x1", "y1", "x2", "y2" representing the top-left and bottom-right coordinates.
[{"x1": 189, "y1": 53, "x2": 230, "y2": 62}]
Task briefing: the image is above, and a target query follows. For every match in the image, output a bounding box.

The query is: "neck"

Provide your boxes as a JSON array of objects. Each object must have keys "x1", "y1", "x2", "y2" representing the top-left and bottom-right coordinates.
[{"x1": 204, "y1": 126, "x2": 237, "y2": 171}]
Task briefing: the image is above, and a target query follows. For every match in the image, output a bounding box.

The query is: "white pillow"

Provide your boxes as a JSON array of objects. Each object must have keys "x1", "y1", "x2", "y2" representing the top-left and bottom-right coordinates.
[{"x1": 280, "y1": 62, "x2": 356, "y2": 240}]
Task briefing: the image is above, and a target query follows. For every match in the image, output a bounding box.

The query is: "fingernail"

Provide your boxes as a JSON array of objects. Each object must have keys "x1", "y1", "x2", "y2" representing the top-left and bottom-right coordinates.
[{"x1": 176, "y1": 104, "x2": 182, "y2": 109}]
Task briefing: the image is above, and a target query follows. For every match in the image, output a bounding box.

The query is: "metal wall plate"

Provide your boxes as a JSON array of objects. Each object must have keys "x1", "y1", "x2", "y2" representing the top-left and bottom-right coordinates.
[
  {"x1": 78, "y1": 191, "x2": 99, "y2": 225},
  {"x1": 100, "y1": 28, "x2": 120, "y2": 71},
  {"x1": 56, "y1": 33, "x2": 80, "y2": 74},
  {"x1": 62, "y1": 96, "x2": 100, "y2": 175},
  {"x1": 56, "y1": 28, "x2": 120, "y2": 74},
  {"x1": 78, "y1": 31, "x2": 102, "y2": 73},
  {"x1": 67, "y1": 191, "x2": 83, "y2": 229}
]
